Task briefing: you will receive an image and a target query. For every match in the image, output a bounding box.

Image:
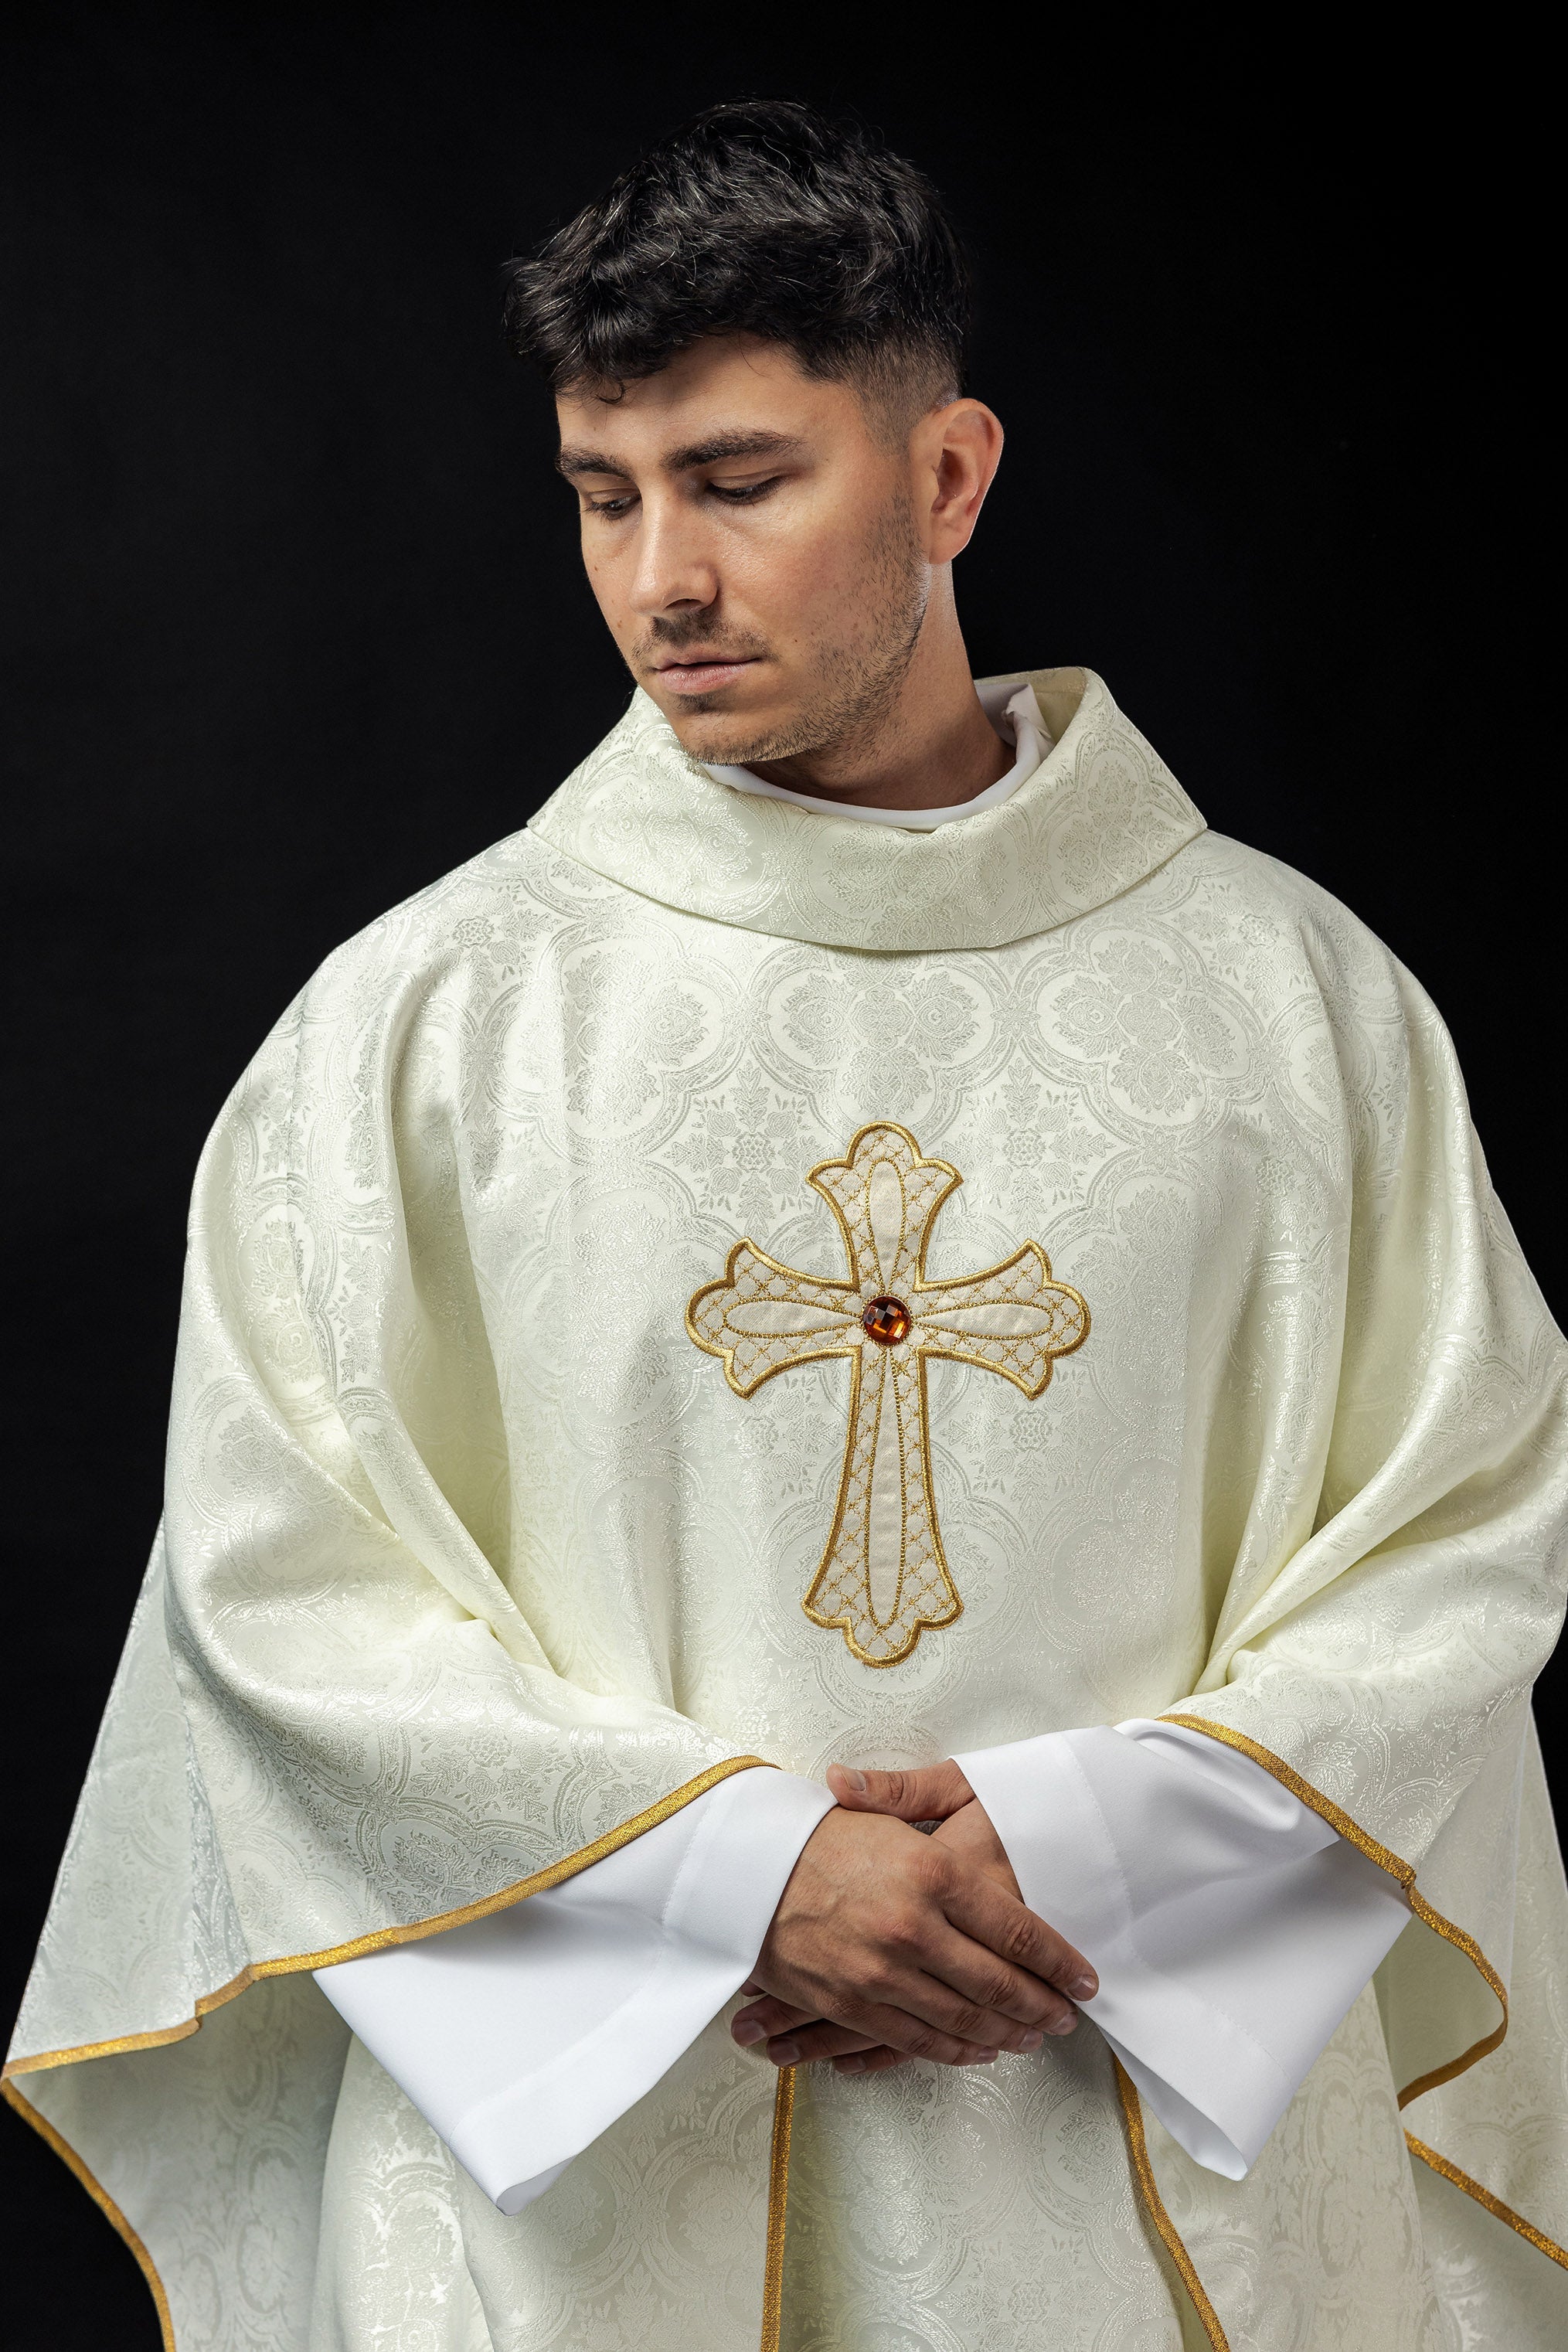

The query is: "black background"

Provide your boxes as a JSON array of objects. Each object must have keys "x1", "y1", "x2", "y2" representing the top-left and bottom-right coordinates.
[{"x1": 2, "y1": 10, "x2": 1559, "y2": 2343}]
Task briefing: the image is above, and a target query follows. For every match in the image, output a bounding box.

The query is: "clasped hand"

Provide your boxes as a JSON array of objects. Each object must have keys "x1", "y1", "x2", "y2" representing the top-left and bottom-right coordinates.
[{"x1": 731, "y1": 1759, "x2": 1096, "y2": 2078}]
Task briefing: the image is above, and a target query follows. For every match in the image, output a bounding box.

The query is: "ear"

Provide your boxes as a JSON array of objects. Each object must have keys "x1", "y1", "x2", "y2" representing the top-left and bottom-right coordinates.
[{"x1": 914, "y1": 399, "x2": 1005, "y2": 565}]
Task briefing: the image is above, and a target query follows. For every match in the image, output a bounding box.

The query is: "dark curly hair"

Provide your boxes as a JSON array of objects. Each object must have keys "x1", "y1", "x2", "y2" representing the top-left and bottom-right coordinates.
[{"x1": 504, "y1": 99, "x2": 971, "y2": 424}]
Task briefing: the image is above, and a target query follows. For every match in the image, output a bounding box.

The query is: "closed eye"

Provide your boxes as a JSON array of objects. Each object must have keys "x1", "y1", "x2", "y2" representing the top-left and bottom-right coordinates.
[{"x1": 708, "y1": 475, "x2": 784, "y2": 504}]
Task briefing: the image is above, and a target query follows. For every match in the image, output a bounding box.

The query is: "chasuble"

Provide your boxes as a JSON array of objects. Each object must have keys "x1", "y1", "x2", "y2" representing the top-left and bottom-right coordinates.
[{"x1": 8, "y1": 667, "x2": 1568, "y2": 2351}]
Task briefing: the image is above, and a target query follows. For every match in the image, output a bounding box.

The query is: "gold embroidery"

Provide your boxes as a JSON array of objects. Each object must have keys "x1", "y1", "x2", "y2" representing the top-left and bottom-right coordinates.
[
  {"x1": 1405, "y1": 2132, "x2": 1568, "y2": 2269},
  {"x1": 760, "y1": 2065, "x2": 796, "y2": 2352},
  {"x1": 1114, "y1": 2059, "x2": 1231, "y2": 2350},
  {"x1": 687, "y1": 1122, "x2": 1089, "y2": 1664}
]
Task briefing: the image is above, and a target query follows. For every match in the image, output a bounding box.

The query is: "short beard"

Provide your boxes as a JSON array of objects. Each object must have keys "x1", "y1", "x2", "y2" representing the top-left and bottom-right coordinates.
[{"x1": 685, "y1": 495, "x2": 929, "y2": 770}]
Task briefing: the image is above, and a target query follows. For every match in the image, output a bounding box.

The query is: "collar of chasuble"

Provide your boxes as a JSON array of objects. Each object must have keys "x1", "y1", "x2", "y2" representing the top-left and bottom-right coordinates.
[{"x1": 528, "y1": 665, "x2": 1206, "y2": 953}]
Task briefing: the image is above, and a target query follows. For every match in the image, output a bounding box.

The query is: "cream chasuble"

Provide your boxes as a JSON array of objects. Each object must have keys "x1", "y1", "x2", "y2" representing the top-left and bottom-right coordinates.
[{"x1": 8, "y1": 667, "x2": 1568, "y2": 2351}]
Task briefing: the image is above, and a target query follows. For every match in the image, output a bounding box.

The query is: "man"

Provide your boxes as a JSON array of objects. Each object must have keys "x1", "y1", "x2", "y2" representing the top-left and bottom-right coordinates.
[{"x1": 7, "y1": 99, "x2": 1567, "y2": 2352}]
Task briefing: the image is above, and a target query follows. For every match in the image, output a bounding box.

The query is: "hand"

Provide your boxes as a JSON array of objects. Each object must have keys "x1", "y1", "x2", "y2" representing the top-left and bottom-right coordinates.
[
  {"x1": 730, "y1": 1761, "x2": 1096, "y2": 2075},
  {"x1": 815, "y1": 1759, "x2": 1038, "y2": 2072},
  {"x1": 877, "y1": 1768, "x2": 1027, "y2": 1904},
  {"x1": 733, "y1": 1792, "x2": 1034, "y2": 2077}
]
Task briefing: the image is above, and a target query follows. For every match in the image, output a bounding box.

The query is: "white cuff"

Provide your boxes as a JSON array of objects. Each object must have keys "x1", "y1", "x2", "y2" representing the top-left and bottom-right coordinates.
[
  {"x1": 954, "y1": 1721, "x2": 1411, "y2": 2177},
  {"x1": 315, "y1": 1764, "x2": 833, "y2": 2212}
]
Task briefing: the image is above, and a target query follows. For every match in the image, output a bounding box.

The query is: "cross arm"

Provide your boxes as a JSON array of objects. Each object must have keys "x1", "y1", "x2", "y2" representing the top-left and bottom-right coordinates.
[
  {"x1": 685, "y1": 1242, "x2": 862, "y2": 1397},
  {"x1": 915, "y1": 1245, "x2": 1090, "y2": 1397}
]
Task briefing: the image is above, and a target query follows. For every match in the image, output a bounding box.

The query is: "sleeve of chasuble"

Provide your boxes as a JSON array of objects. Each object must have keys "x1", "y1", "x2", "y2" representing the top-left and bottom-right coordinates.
[
  {"x1": 317, "y1": 1714, "x2": 1391, "y2": 2202},
  {"x1": 87, "y1": 921, "x2": 829, "y2": 2088},
  {"x1": 957, "y1": 1721, "x2": 1413, "y2": 2177},
  {"x1": 315, "y1": 1765, "x2": 832, "y2": 2212},
  {"x1": 964, "y1": 938, "x2": 1568, "y2": 2187},
  {"x1": 315, "y1": 1714, "x2": 1406, "y2": 2204}
]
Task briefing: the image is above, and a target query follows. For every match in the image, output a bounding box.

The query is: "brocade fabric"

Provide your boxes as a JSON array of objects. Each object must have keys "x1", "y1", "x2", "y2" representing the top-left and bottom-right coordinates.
[{"x1": 8, "y1": 669, "x2": 1567, "y2": 2348}]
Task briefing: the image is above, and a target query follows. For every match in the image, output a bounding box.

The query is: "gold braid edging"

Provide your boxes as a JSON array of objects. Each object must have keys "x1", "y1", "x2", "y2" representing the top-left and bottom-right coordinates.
[
  {"x1": 1114, "y1": 2060, "x2": 1230, "y2": 2350},
  {"x1": 2, "y1": 1758, "x2": 776, "y2": 2352},
  {"x1": 760, "y1": 2065, "x2": 797, "y2": 2352},
  {"x1": 4, "y1": 1757, "x2": 774, "y2": 2079},
  {"x1": 1158, "y1": 1715, "x2": 1568, "y2": 2272},
  {"x1": 1158, "y1": 1714, "x2": 1511, "y2": 2096},
  {"x1": 2, "y1": 2076, "x2": 175, "y2": 2351},
  {"x1": 1406, "y1": 2133, "x2": 1568, "y2": 2269}
]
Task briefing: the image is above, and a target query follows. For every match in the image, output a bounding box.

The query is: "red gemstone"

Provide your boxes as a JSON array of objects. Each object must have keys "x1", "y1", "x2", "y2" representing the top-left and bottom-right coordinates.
[{"x1": 862, "y1": 1295, "x2": 911, "y2": 1346}]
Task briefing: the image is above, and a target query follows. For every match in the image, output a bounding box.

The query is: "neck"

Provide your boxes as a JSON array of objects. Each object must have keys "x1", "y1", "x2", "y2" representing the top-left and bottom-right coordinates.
[{"x1": 745, "y1": 577, "x2": 1011, "y2": 812}]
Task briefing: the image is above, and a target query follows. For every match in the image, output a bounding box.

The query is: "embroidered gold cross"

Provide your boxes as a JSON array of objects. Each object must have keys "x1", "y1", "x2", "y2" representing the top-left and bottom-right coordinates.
[{"x1": 686, "y1": 1123, "x2": 1090, "y2": 1666}]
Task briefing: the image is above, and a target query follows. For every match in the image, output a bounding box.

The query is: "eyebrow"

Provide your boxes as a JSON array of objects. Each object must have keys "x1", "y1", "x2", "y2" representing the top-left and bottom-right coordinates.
[{"x1": 555, "y1": 428, "x2": 806, "y2": 479}]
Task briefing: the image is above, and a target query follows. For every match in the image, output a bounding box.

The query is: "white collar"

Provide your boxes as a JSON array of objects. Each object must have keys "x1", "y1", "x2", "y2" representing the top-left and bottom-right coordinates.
[{"x1": 702, "y1": 678, "x2": 1051, "y2": 831}]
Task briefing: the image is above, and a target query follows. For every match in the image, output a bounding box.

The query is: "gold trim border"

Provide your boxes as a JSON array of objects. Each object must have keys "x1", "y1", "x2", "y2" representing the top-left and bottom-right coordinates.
[
  {"x1": 2, "y1": 1758, "x2": 776, "y2": 2352},
  {"x1": 1114, "y1": 2058, "x2": 1230, "y2": 2350},
  {"x1": 4, "y1": 1757, "x2": 771, "y2": 2079},
  {"x1": 1158, "y1": 1715, "x2": 1509, "y2": 2095},
  {"x1": 1406, "y1": 2133, "x2": 1568, "y2": 2269},
  {"x1": 2, "y1": 2075, "x2": 175, "y2": 2352},
  {"x1": 760, "y1": 2064, "x2": 796, "y2": 2352},
  {"x1": 9, "y1": 2053, "x2": 812, "y2": 2352},
  {"x1": 1159, "y1": 1716, "x2": 1568, "y2": 2274}
]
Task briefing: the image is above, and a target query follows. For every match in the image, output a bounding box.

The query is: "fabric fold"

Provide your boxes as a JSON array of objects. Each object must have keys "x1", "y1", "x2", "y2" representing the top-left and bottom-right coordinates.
[
  {"x1": 12, "y1": 662, "x2": 1567, "y2": 2351},
  {"x1": 315, "y1": 1765, "x2": 833, "y2": 2212},
  {"x1": 314, "y1": 1708, "x2": 1407, "y2": 2207},
  {"x1": 529, "y1": 665, "x2": 1206, "y2": 949},
  {"x1": 960, "y1": 1721, "x2": 1412, "y2": 2176}
]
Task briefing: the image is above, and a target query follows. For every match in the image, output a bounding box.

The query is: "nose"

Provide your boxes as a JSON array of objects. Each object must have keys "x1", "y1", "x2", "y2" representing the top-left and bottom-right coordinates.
[{"x1": 627, "y1": 490, "x2": 719, "y2": 619}]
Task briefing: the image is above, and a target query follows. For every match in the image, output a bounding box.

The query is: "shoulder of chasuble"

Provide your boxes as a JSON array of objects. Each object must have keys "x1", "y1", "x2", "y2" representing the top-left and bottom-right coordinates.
[{"x1": 251, "y1": 663, "x2": 1429, "y2": 1693}]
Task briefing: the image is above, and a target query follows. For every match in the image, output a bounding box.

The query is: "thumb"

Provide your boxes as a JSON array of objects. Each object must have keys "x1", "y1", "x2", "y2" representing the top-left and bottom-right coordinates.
[{"x1": 828, "y1": 1758, "x2": 974, "y2": 1820}]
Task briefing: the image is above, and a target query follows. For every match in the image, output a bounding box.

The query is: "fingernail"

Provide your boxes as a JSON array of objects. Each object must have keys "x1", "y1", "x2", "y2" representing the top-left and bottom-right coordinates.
[
  {"x1": 770, "y1": 2038, "x2": 801, "y2": 2064},
  {"x1": 732, "y1": 2020, "x2": 765, "y2": 2046},
  {"x1": 1019, "y1": 2030, "x2": 1044, "y2": 2051},
  {"x1": 838, "y1": 2056, "x2": 866, "y2": 2074},
  {"x1": 1071, "y1": 1974, "x2": 1098, "y2": 2000},
  {"x1": 973, "y1": 2048, "x2": 1000, "y2": 2064},
  {"x1": 1048, "y1": 2013, "x2": 1077, "y2": 2035},
  {"x1": 838, "y1": 1768, "x2": 867, "y2": 1793}
]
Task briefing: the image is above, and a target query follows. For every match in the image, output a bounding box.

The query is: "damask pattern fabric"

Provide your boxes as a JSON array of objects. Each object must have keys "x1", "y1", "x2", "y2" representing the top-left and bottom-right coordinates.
[
  {"x1": 313, "y1": 1714, "x2": 1391, "y2": 2213},
  {"x1": 961, "y1": 1720, "x2": 1415, "y2": 2177},
  {"x1": 315, "y1": 1758, "x2": 834, "y2": 2212},
  {"x1": 8, "y1": 669, "x2": 1567, "y2": 2350},
  {"x1": 530, "y1": 666, "x2": 1205, "y2": 949}
]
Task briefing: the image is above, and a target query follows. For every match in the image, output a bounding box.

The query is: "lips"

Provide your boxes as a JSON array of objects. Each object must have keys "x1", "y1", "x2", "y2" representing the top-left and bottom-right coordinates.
[{"x1": 655, "y1": 655, "x2": 760, "y2": 695}]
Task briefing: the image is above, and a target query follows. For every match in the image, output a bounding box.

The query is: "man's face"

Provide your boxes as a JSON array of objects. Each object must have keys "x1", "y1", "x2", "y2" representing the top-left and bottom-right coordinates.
[{"x1": 555, "y1": 336, "x2": 934, "y2": 768}]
